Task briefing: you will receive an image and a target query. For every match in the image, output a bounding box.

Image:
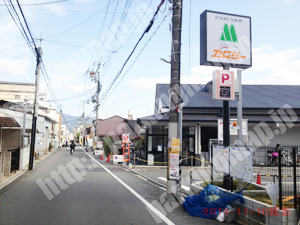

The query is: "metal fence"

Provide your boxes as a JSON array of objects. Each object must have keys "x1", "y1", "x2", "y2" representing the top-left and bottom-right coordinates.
[
  {"x1": 252, "y1": 145, "x2": 300, "y2": 210},
  {"x1": 207, "y1": 145, "x2": 300, "y2": 210}
]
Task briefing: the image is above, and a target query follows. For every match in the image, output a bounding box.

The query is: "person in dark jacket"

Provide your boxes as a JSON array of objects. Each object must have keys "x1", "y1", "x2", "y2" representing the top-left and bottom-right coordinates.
[{"x1": 70, "y1": 141, "x2": 75, "y2": 155}]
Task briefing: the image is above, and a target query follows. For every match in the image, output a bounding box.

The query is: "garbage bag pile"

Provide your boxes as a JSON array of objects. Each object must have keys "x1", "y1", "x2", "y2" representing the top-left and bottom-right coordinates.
[{"x1": 183, "y1": 185, "x2": 244, "y2": 219}]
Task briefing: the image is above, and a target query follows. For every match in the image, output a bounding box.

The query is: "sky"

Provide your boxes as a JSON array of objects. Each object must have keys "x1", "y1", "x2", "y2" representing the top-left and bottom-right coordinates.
[{"x1": 0, "y1": 0, "x2": 300, "y2": 125}]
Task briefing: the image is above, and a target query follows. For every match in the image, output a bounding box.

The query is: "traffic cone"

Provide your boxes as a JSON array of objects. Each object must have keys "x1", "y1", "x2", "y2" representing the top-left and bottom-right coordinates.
[
  {"x1": 107, "y1": 154, "x2": 110, "y2": 162},
  {"x1": 256, "y1": 173, "x2": 261, "y2": 185},
  {"x1": 100, "y1": 153, "x2": 103, "y2": 160}
]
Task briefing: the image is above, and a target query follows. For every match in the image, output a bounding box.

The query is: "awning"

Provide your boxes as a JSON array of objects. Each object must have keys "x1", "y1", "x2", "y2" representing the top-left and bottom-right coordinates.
[
  {"x1": 0, "y1": 117, "x2": 21, "y2": 128},
  {"x1": 25, "y1": 129, "x2": 39, "y2": 133}
]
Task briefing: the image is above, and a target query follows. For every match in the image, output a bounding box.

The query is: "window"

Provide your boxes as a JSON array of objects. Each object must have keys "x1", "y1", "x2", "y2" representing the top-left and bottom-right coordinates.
[{"x1": 15, "y1": 95, "x2": 20, "y2": 99}]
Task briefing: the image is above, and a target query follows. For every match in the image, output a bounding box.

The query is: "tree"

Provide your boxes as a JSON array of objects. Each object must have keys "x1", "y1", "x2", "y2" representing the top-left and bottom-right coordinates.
[{"x1": 103, "y1": 137, "x2": 114, "y2": 157}]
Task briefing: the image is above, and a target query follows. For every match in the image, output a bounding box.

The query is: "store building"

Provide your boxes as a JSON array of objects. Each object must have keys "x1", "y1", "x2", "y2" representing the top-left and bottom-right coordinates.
[{"x1": 137, "y1": 83, "x2": 300, "y2": 166}]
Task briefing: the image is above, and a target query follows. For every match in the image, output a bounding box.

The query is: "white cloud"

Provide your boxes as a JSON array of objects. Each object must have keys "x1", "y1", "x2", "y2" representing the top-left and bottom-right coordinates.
[
  {"x1": 282, "y1": 0, "x2": 295, "y2": 4},
  {"x1": 243, "y1": 45, "x2": 300, "y2": 84},
  {"x1": 42, "y1": 4, "x2": 66, "y2": 16},
  {"x1": 129, "y1": 45, "x2": 300, "y2": 92},
  {"x1": 0, "y1": 58, "x2": 30, "y2": 77},
  {"x1": 130, "y1": 76, "x2": 170, "y2": 91}
]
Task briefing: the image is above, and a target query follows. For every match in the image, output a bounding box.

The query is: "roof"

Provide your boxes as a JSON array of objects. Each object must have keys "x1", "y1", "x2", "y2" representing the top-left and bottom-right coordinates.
[
  {"x1": 0, "y1": 117, "x2": 21, "y2": 128},
  {"x1": 156, "y1": 83, "x2": 300, "y2": 109},
  {"x1": 0, "y1": 81, "x2": 35, "y2": 86}
]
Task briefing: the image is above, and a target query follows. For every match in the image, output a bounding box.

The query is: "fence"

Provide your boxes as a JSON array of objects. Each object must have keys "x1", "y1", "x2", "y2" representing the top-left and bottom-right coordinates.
[{"x1": 208, "y1": 145, "x2": 300, "y2": 211}]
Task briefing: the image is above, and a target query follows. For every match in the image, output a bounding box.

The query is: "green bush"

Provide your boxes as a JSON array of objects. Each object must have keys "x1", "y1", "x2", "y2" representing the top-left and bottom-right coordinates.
[
  {"x1": 49, "y1": 142, "x2": 53, "y2": 151},
  {"x1": 103, "y1": 137, "x2": 114, "y2": 157}
]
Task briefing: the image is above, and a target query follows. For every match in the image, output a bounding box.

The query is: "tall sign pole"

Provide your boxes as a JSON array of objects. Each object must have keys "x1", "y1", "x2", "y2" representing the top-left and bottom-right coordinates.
[
  {"x1": 29, "y1": 47, "x2": 42, "y2": 170},
  {"x1": 222, "y1": 71, "x2": 231, "y2": 190},
  {"x1": 167, "y1": 0, "x2": 182, "y2": 201},
  {"x1": 200, "y1": 10, "x2": 251, "y2": 190}
]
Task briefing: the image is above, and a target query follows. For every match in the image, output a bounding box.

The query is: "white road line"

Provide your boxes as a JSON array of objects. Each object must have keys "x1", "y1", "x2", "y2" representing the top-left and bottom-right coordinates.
[
  {"x1": 80, "y1": 148, "x2": 175, "y2": 225},
  {"x1": 158, "y1": 177, "x2": 190, "y2": 191}
]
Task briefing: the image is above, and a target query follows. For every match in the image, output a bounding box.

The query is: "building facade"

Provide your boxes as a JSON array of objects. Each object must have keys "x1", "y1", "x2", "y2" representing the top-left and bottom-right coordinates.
[{"x1": 138, "y1": 83, "x2": 300, "y2": 166}]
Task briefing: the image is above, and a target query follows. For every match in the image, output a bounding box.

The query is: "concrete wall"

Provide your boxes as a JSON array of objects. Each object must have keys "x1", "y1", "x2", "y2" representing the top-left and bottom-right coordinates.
[
  {"x1": 0, "y1": 154, "x2": 3, "y2": 181},
  {"x1": 3, "y1": 151, "x2": 11, "y2": 177},
  {"x1": 20, "y1": 146, "x2": 29, "y2": 170}
]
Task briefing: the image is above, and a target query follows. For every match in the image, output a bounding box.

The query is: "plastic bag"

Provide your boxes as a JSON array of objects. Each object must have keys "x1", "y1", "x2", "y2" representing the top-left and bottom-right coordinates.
[{"x1": 183, "y1": 185, "x2": 243, "y2": 219}]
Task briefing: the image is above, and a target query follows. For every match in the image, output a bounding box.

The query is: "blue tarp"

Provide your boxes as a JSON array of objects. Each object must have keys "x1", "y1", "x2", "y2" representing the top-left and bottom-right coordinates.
[{"x1": 183, "y1": 185, "x2": 244, "y2": 219}]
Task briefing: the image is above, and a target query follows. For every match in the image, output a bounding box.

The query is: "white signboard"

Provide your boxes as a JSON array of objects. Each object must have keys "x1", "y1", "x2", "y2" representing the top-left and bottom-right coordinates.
[
  {"x1": 169, "y1": 165, "x2": 179, "y2": 180},
  {"x1": 200, "y1": 10, "x2": 252, "y2": 68},
  {"x1": 94, "y1": 150, "x2": 103, "y2": 156},
  {"x1": 230, "y1": 147, "x2": 253, "y2": 182},
  {"x1": 170, "y1": 153, "x2": 179, "y2": 165},
  {"x1": 213, "y1": 70, "x2": 235, "y2": 101},
  {"x1": 122, "y1": 133, "x2": 130, "y2": 143},
  {"x1": 96, "y1": 141, "x2": 103, "y2": 149},
  {"x1": 218, "y1": 119, "x2": 248, "y2": 141},
  {"x1": 213, "y1": 145, "x2": 229, "y2": 174},
  {"x1": 113, "y1": 155, "x2": 124, "y2": 164}
]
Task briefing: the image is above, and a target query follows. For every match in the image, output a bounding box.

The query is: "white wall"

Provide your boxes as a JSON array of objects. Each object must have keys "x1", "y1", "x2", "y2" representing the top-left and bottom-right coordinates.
[
  {"x1": 230, "y1": 123, "x2": 300, "y2": 147},
  {"x1": 20, "y1": 146, "x2": 29, "y2": 169}
]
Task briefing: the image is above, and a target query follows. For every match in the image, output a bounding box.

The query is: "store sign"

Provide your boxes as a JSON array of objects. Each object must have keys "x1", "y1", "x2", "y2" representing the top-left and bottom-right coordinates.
[
  {"x1": 213, "y1": 70, "x2": 235, "y2": 100},
  {"x1": 218, "y1": 119, "x2": 248, "y2": 141},
  {"x1": 200, "y1": 10, "x2": 252, "y2": 68},
  {"x1": 123, "y1": 142, "x2": 130, "y2": 162}
]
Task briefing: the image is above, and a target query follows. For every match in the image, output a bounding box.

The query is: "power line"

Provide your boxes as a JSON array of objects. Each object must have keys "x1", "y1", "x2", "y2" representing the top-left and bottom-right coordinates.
[
  {"x1": 0, "y1": 0, "x2": 68, "y2": 6},
  {"x1": 101, "y1": 12, "x2": 169, "y2": 106},
  {"x1": 3, "y1": 0, "x2": 37, "y2": 55},
  {"x1": 0, "y1": 43, "x2": 28, "y2": 52},
  {"x1": 98, "y1": 0, "x2": 166, "y2": 107},
  {"x1": 44, "y1": 0, "x2": 117, "y2": 40},
  {"x1": 43, "y1": 39, "x2": 116, "y2": 52}
]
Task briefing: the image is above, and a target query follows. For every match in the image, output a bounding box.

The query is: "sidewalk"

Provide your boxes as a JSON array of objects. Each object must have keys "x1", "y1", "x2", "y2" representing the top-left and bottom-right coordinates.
[
  {"x1": 0, "y1": 147, "x2": 60, "y2": 190},
  {"x1": 125, "y1": 164, "x2": 214, "y2": 195}
]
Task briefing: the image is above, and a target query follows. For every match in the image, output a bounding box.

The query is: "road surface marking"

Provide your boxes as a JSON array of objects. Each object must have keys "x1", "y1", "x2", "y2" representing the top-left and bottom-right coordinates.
[
  {"x1": 158, "y1": 177, "x2": 190, "y2": 191},
  {"x1": 80, "y1": 147, "x2": 175, "y2": 225}
]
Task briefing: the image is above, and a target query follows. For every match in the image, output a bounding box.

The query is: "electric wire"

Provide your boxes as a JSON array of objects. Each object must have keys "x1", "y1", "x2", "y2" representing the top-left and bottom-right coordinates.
[
  {"x1": 182, "y1": 0, "x2": 192, "y2": 102},
  {"x1": 0, "y1": 0, "x2": 68, "y2": 6},
  {"x1": 97, "y1": 0, "x2": 154, "y2": 86},
  {"x1": 3, "y1": 0, "x2": 36, "y2": 56},
  {"x1": 84, "y1": 0, "x2": 114, "y2": 71},
  {"x1": 97, "y1": 0, "x2": 166, "y2": 108},
  {"x1": 44, "y1": 0, "x2": 117, "y2": 40},
  {"x1": 101, "y1": 12, "x2": 169, "y2": 106},
  {"x1": 43, "y1": 39, "x2": 116, "y2": 52}
]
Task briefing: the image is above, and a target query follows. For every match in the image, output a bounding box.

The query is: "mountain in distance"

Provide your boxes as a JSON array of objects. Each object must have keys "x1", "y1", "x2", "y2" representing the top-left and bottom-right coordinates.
[{"x1": 62, "y1": 114, "x2": 93, "y2": 132}]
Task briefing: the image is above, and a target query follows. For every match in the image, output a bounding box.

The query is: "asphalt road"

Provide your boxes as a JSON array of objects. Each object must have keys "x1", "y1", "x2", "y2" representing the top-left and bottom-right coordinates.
[{"x1": 0, "y1": 147, "x2": 235, "y2": 225}]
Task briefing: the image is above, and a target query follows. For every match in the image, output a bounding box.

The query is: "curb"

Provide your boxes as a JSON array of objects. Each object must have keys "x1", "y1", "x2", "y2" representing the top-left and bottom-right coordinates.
[
  {"x1": 0, "y1": 170, "x2": 27, "y2": 191},
  {"x1": 0, "y1": 148, "x2": 59, "y2": 191},
  {"x1": 121, "y1": 165, "x2": 188, "y2": 198}
]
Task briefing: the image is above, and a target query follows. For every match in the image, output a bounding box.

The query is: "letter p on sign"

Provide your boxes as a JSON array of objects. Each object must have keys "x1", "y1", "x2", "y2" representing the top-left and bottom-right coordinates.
[{"x1": 220, "y1": 72, "x2": 232, "y2": 84}]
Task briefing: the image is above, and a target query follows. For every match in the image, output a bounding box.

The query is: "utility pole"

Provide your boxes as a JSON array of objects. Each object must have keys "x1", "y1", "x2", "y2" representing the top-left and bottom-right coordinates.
[
  {"x1": 94, "y1": 63, "x2": 101, "y2": 149},
  {"x1": 58, "y1": 109, "x2": 62, "y2": 148},
  {"x1": 22, "y1": 98, "x2": 27, "y2": 147},
  {"x1": 82, "y1": 102, "x2": 85, "y2": 146},
  {"x1": 29, "y1": 47, "x2": 42, "y2": 170},
  {"x1": 167, "y1": 0, "x2": 182, "y2": 201}
]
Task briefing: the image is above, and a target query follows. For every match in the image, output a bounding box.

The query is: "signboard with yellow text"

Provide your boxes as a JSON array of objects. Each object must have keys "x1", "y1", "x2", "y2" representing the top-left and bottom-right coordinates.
[{"x1": 200, "y1": 10, "x2": 251, "y2": 68}]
